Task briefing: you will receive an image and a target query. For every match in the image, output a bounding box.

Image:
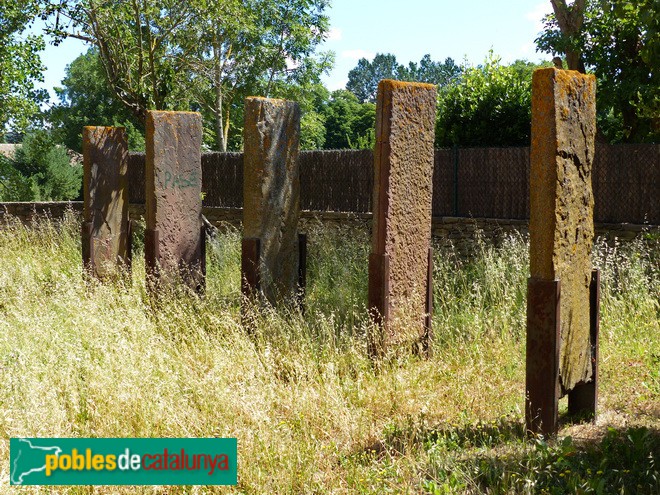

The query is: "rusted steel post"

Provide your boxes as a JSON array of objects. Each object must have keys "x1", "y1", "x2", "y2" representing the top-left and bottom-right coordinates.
[
  {"x1": 81, "y1": 221, "x2": 94, "y2": 273},
  {"x1": 368, "y1": 252, "x2": 390, "y2": 358},
  {"x1": 144, "y1": 228, "x2": 159, "y2": 280},
  {"x1": 241, "y1": 238, "x2": 261, "y2": 301},
  {"x1": 423, "y1": 247, "x2": 434, "y2": 356},
  {"x1": 568, "y1": 268, "x2": 601, "y2": 419},
  {"x1": 526, "y1": 278, "x2": 561, "y2": 437},
  {"x1": 297, "y1": 233, "x2": 307, "y2": 312},
  {"x1": 126, "y1": 219, "x2": 133, "y2": 273}
]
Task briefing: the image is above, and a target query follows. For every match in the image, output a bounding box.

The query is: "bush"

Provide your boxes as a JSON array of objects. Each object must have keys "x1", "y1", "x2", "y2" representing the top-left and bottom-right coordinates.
[{"x1": 4, "y1": 129, "x2": 82, "y2": 201}]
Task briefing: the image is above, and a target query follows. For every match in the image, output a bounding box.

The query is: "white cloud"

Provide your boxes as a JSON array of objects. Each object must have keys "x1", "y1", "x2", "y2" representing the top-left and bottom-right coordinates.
[
  {"x1": 526, "y1": 2, "x2": 553, "y2": 33},
  {"x1": 326, "y1": 27, "x2": 342, "y2": 42},
  {"x1": 341, "y1": 49, "x2": 375, "y2": 61}
]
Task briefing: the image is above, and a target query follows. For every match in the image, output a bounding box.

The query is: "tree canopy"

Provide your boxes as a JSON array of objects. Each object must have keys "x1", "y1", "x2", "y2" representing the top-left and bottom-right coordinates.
[
  {"x1": 44, "y1": 0, "x2": 331, "y2": 150},
  {"x1": 536, "y1": 0, "x2": 659, "y2": 142},
  {"x1": 50, "y1": 48, "x2": 145, "y2": 152},
  {"x1": 0, "y1": 0, "x2": 48, "y2": 138},
  {"x1": 346, "y1": 53, "x2": 461, "y2": 103}
]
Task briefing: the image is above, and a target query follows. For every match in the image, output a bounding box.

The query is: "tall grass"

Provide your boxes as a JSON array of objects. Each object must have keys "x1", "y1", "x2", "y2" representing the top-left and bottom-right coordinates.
[{"x1": 0, "y1": 211, "x2": 657, "y2": 494}]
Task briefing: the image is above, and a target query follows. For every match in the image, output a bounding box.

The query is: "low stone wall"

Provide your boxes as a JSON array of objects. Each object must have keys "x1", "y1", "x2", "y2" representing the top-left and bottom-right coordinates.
[{"x1": 1, "y1": 202, "x2": 657, "y2": 249}]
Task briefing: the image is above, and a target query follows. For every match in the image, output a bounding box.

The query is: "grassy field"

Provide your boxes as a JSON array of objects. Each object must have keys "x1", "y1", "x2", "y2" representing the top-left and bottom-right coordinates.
[{"x1": 0, "y1": 211, "x2": 658, "y2": 494}]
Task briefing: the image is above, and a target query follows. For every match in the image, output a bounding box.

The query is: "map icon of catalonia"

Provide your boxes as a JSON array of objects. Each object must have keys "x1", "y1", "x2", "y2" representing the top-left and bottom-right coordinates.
[{"x1": 10, "y1": 438, "x2": 62, "y2": 485}]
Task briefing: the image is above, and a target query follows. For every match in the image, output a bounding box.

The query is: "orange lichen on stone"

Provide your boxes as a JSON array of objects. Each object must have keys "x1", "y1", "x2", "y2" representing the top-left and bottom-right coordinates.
[
  {"x1": 370, "y1": 79, "x2": 437, "y2": 348},
  {"x1": 529, "y1": 67, "x2": 596, "y2": 392}
]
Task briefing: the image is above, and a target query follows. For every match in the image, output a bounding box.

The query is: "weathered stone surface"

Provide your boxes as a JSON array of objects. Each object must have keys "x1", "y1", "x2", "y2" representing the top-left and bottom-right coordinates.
[
  {"x1": 82, "y1": 126, "x2": 129, "y2": 278},
  {"x1": 243, "y1": 97, "x2": 301, "y2": 304},
  {"x1": 530, "y1": 68, "x2": 596, "y2": 392},
  {"x1": 369, "y1": 79, "x2": 437, "y2": 348},
  {"x1": 145, "y1": 111, "x2": 204, "y2": 288}
]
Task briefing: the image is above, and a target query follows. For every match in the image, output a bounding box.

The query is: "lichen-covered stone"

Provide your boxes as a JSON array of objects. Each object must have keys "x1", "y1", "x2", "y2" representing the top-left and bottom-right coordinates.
[
  {"x1": 370, "y1": 79, "x2": 437, "y2": 346},
  {"x1": 83, "y1": 126, "x2": 129, "y2": 278},
  {"x1": 243, "y1": 97, "x2": 301, "y2": 304},
  {"x1": 145, "y1": 111, "x2": 203, "y2": 287},
  {"x1": 530, "y1": 68, "x2": 596, "y2": 392}
]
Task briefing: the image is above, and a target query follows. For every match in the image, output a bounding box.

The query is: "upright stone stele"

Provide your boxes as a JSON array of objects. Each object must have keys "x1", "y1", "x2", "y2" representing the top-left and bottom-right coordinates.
[
  {"x1": 242, "y1": 97, "x2": 301, "y2": 305},
  {"x1": 527, "y1": 67, "x2": 598, "y2": 435},
  {"x1": 368, "y1": 80, "x2": 437, "y2": 356},
  {"x1": 82, "y1": 126, "x2": 130, "y2": 279},
  {"x1": 145, "y1": 111, "x2": 204, "y2": 291}
]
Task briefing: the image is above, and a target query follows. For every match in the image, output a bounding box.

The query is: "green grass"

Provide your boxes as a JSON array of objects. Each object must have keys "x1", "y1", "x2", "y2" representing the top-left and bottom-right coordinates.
[{"x1": 0, "y1": 211, "x2": 658, "y2": 494}]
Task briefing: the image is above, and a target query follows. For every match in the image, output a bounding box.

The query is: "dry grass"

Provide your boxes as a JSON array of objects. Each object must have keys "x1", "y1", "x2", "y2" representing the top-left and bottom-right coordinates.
[{"x1": 0, "y1": 212, "x2": 658, "y2": 494}]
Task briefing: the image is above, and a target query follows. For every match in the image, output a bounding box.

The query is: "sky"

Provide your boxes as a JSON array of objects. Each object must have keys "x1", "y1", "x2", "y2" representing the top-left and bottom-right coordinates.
[{"x1": 35, "y1": 0, "x2": 554, "y2": 104}]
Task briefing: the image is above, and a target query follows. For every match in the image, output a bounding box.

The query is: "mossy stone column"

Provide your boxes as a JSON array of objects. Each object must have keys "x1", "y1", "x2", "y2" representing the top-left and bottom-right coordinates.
[
  {"x1": 145, "y1": 111, "x2": 204, "y2": 291},
  {"x1": 82, "y1": 126, "x2": 130, "y2": 279},
  {"x1": 368, "y1": 79, "x2": 437, "y2": 356},
  {"x1": 242, "y1": 97, "x2": 301, "y2": 306},
  {"x1": 527, "y1": 68, "x2": 597, "y2": 435}
]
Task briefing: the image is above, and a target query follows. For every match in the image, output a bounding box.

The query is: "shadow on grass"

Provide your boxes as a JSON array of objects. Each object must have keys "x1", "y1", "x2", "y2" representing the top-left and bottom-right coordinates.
[
  {"x1": 346, "y1": 416, "x2": 659, "y2": 494},
  {"x1": 423, "y1": 425, "x2": 660, "y2": 494}
]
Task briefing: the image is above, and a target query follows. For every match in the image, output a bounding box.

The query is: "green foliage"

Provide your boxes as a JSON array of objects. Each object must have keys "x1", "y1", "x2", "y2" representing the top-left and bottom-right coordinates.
[
  {"x1": 321, "y1": 90, "x2": 375, "y2": 149},
  {"x1": 536, "y1": 0, "x2": 659, "y2": 143},
  {"x1": 0, "y1": 0, "x2": 48, "y2": 137},
  {"x1": 346, "y1": 53, "x2": 400, "y2": 103},
  {"x1": 346, "y1": 53, "x2": 461, "y2": 103},
  {"x1": 50, "y1": 49, "x2": 145, "y2": 152},
  {"x1": 4, "y1": 130, "x2": 82, "y2": 201},
  {"x1": 435, "y1": 54, "x2": 542, "y2": 147},
  {"x1": 46, "y1": 0, "x2": 331, "y2": 151}
]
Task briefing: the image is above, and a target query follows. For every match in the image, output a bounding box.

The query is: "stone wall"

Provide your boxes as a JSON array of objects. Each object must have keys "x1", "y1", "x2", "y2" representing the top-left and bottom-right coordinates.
[{"x1": 2, "y1": 203, "x2": 656, "y2": 250}]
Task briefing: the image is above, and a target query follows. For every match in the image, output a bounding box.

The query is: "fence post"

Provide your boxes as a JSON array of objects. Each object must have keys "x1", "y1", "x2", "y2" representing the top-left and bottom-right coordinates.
[{"x1": 453, "y1": 145, "x2": 459, "y2": 217}]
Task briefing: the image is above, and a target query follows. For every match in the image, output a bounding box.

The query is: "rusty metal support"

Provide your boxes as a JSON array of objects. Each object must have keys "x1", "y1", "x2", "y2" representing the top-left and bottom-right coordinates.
[
  {"x1": 81, "y1": 221, "x2": 94, "y2": 274},
  {"x1": 368, "y1": 252, "x2": 390, "y2": 358},
  {"x1": 422, "y1": 247, "x2": 434, "y2": 357},
  {"x1": 526, "y1": 277, "x2": 561, "y2": 437},
  {"x1": 568, "y1": 268, "x2": 600, "y2": 420},
  {"x1": 197, "y1": 224, "x2": 207, "y2": 295},
  {"x1": 297, "y1": 233, "x2": 307, "y2": 313},
  {"x1": 144, "y1": 228, "x2": 160, "y2": 280},
  {"x1": 126, "y1": 219, "x2": 133, "y2": 273},
  {"x1": 241, "y1": 238, "x2": 261, "y2": 300}
]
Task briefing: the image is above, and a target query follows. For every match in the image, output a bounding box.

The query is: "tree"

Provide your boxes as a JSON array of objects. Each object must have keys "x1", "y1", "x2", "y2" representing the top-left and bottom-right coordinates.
[
  {"x1": 321, "y1": 90, "x2": 375, "y2": 149},
  {"x1": 346, "y1": 53, "x2": 462, "y2": 104},
  {"x1": 537, "y1": 0, "x2": 659, "y2": 142},
  {"x1": 1, "y1": 130, "x2": 82, "y2": 201},
  {"x1": 346, "y1": 53, "x2": 401, "y2": 103},
  {"x1": 50, "y1": 49, "x2": 145, "y2": 152},
  {"x1": 46, "y1": 0, "x2": 331, "y2": 151},
  {"x1": 0, "y1": 1, "x2": 48, "y2": 138},
  {"x1": 399, "y1": 55, "x2": 462, "y2": 86},
  {"x1": 435, "y1": 54, "x2": 544, "y2": 147},
  {"x1": 548, "y1": 0, "x2": 587, "y2": 71}
]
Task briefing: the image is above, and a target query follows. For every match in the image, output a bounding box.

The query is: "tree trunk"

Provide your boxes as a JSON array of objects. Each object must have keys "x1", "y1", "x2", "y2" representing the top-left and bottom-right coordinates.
[
  {"x1": 550, "y1": 0, "x2": 587, "y2": 73},
  {"x1": 213, "y1": 42, "x2": 226, "y2": 152}
]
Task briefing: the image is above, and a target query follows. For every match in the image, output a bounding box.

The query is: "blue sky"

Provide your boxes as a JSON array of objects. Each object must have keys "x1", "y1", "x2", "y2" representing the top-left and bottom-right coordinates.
[{"x1": 36, "y1": 0, "x2": 553, "y2": 103}]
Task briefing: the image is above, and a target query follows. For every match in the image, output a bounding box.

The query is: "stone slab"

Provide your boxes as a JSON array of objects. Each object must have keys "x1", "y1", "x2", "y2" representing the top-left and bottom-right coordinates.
[
  {"x1": 145, "y1": 111, "x2": 203, "y2": 289},
  {"x1": 530, "y1": 68, "x2": 596, "y2": 392},
  {"x1": 82, "y1": 126, "x2": 129, "y2": 278},
  {"x1": 243, "y1": 97, "x2": 301, "y2": 304},
  {"x1": 369, "y1": 79, "x2": 437, "y2": 348}
]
